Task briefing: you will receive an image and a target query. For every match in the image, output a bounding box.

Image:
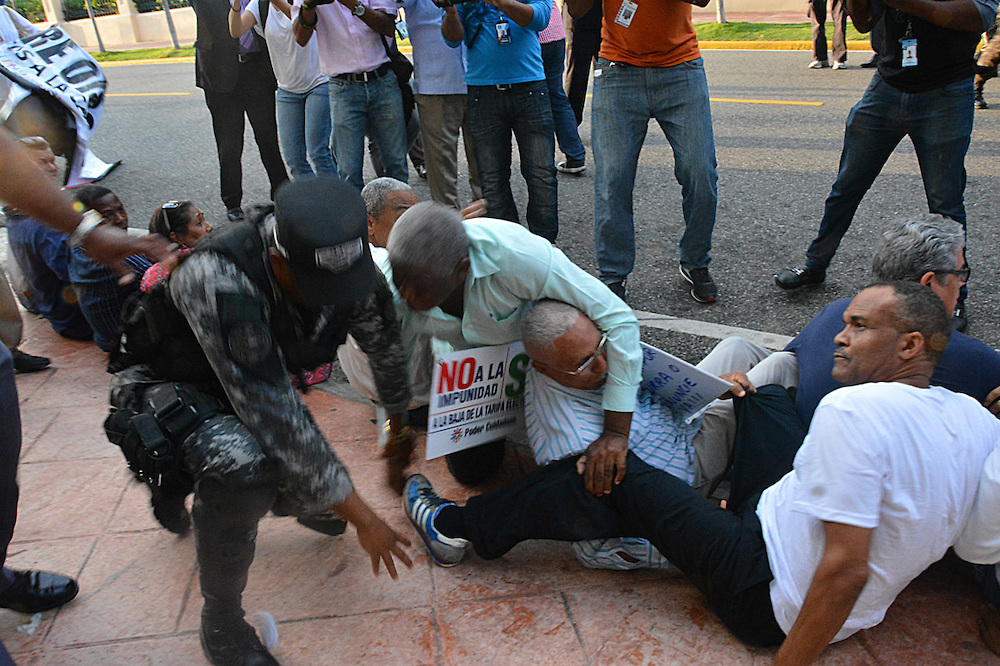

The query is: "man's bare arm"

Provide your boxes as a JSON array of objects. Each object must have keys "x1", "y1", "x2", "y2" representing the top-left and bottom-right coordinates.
[
  {"x1": 338, "y1": 0, "x2": 396, "y2": 36},
  {"x1": 565, "y1": 0, "x2": 594, "y2": 19},
  {"x1": 774, "y1": 522, "x2": 873, "y2": 665},
  {"x1": 881, "y1": 0, "x2": 984, "y2": 32},
  {"x1": 441, "y1": 5, "x2": 464, "y2": 41},
  {"x1": 0, "y1": 128, "x2": 175, "y2": 279},
  {"x1": 847, "y1": 0, "x2": 873, "y2": 32},
  {"x1": 294, "y1": 2, "x2": 318, "y2": 45}
]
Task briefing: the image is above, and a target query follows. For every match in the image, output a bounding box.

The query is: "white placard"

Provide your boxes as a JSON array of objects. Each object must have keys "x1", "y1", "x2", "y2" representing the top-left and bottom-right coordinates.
[
  {"x1": 425, "y1": 342, "x2": 529, "y2": 460},
  {"x1": 640, "y1": 342, "x2": 732, "y2": 421},
  {"x1": 0, "y1": 26, "x2": 107, "y2": 186}
]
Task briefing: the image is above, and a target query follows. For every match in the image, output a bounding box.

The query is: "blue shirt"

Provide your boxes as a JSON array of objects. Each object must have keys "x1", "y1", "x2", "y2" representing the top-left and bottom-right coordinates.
[
  {"x1": 390, "y1": 218, "x2": 641, "y2": 412},
  {"x1": 5, "y1": 214, "x2": 92, "y2": 340},
  {"x1": 446, "y1": 0, "x2": 549, "y2": 86},
  {"x1": 786, "y1": 297, "x2": 1000, "y2": 426},
  {"x1": 397, "y1": 0, "x2": 467, "y2": 95},
  {"x1": 69, "y1": 249, "x2": 151, "y2": 352}
]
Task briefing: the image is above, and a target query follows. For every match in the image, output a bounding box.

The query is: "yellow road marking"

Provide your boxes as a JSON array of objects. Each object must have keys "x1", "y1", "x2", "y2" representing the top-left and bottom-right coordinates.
[
  {"x1": 710, "y1": 97, "x2": 823, "y2": 106},
  {"x1": 584, "y1": 94, "x2": 822, "y2": 106},
  {"x1": 106, "y1": 92, "x2": 191, "y2": 97}
]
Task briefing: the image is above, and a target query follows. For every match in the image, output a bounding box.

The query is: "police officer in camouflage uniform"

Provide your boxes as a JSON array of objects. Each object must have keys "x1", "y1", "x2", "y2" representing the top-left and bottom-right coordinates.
[{"x1": 106, "y1": 177, "x2": 413, "y2": 666}]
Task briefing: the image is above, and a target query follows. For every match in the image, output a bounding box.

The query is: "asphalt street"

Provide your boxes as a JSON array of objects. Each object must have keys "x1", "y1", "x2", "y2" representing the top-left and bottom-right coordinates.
[{"x1": 90, "y1": 50, "x2": 1000, "y2": 360}]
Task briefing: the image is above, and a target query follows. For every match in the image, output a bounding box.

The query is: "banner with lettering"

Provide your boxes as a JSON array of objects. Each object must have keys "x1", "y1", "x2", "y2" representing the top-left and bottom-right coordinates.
[
  {"x1": 640, "y1": 342, "x2": 732, "y2": 421},
  {"x1": 0, "y1": 26, "x2": 107, "y2": 186},
  {"x1": 426, "y1": 342, "x2": 529, "y2": 460}
]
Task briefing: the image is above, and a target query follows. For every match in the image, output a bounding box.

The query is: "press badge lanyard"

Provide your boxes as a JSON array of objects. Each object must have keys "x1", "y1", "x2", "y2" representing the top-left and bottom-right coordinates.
[
  {"x1": 900, "y1": 19, "x2": 917, "y2": 67},
  {"x1": 615, "y1": 0, "x2": 638, "y2": 28},
  {"x1": 494, "y1": 5, "x2": 510, "y2": 44}
]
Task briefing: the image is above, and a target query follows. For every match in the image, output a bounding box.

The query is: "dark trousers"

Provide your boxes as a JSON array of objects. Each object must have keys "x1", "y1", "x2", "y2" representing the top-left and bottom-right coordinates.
[
  {"x1": 564, "y1": 26, "x2": 601, "y2": 126},
  {"x1": 466, "y1": 81, "x2": 558, "y2": 243},
  {"x1": 203, "y1": 60, "x2": 289, "y2": 210},
  {"x1": 0, "y1": 344, "x2": 19, "y2": 582},
  {"x1": 461, "y1": 386, "x2": 804, "y2": 647}
]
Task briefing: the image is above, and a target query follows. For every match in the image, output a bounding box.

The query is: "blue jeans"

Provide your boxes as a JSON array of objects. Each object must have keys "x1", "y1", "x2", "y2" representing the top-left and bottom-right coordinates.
[
  {"x1": 541, "y1": 39, "x2": 586, "y2": 163},
  {"x1": 593, "y1": 58, "x2": 718, "y2": 280},
  {"x1": 806, "y1": 74, "x2": 974, "y2": 277},
  {"x1": 329, "y1": 70, "x2": 408, "y2": 191},
  {"x1": 466, "y1": 81, "x2": 558, "y2": 243},
  {"x1": 276, "y1": 81, "x2": 337, "y2": 179}
]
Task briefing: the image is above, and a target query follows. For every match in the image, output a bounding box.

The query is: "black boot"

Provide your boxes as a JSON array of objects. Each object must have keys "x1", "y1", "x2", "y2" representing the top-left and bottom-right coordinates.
[{"x1": 193, "y1": 478, "x2": 279, "y2": 666}]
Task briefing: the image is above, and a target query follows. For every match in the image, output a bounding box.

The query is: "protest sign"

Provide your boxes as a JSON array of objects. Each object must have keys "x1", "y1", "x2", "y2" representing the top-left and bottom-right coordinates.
[
  {"x1": 0, "y1": 26, "x2": 107, "y2": 186},
  {"x1": 640, "y1": 342, "x2": 732, "y2": 420},
  {"x1": 426, "y1": 342, "x2": 528, "y2": 460}
]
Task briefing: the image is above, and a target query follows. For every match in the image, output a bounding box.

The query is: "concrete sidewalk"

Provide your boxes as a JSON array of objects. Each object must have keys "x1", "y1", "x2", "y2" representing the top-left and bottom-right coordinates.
[{"x1": 1, "y1": 310, "x2": 998, "y2": 664}]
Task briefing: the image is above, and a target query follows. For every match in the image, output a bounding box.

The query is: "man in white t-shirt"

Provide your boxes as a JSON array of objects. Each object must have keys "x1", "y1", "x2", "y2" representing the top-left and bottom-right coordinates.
[{"x1": 404, "y1": 280, "x2": 1000, "y2": 661}]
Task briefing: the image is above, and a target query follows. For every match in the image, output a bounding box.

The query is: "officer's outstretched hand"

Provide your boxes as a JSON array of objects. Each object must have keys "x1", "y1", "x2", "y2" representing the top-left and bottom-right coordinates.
[{"x1": 337, "y1": 491, "x2": 412, "y2": 579}]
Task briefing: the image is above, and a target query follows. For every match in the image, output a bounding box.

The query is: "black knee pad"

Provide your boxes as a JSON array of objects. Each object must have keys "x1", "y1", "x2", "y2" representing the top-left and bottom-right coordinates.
[{"x1": 194, "y1": 472, "x2": 279, "y2": 524}]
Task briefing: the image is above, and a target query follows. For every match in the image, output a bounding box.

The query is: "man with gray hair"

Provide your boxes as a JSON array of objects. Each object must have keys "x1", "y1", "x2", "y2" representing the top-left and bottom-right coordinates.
[
  {"x1": 517, "y1": 299, "x2": 774, "y2": 570},
  {"x1": 386, "y1": 201, "x2": 636, "y2": 487}
]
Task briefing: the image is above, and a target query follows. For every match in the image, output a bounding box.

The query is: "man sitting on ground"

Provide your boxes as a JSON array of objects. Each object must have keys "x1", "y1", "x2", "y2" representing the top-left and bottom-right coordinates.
[
  {"x1": 5, "y1": 136, "x2": 92, "y2": 341},
  {"x1": 405, "y1": 281, "x2": 1000, "y2": 662},
  {"x1": 69, "y1": 186, "x2": 152, "y2": 352}
]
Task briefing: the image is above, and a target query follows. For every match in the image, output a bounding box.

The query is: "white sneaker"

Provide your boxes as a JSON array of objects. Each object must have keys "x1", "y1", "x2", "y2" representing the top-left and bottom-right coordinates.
[
  {"x1": 808, "y1": 60, "x2": 828, "y2": 69},
  {"x1": 832, "y1": 61, "x2": 846, "y2": 70}
]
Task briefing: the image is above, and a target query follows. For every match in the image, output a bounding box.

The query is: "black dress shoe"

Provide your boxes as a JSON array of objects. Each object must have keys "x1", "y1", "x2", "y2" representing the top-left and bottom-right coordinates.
[
  {"x1": 150, "y1": 486, "x2": 191, "y2": 536},
  {"x1": 226, "y1": 207, "x2": 245, "y2": 222},
  {"x1": 0, "y1": 569, "x2": 79, "y2": 613},
  {"x1": 775, "y1": 266, "x2": 825, "y2": 290},
  {"x1": 12, "y1": 350, "x2": 50, "y2": 374},
  {"x1": 860, "y1": 54, "x2": 878, "y2": 68}
]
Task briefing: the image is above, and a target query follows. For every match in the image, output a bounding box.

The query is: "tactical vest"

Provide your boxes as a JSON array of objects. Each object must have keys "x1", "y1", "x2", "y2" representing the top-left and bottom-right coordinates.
[{"x1": 111, "y1": 212, "x2": 350, "y2": 395}]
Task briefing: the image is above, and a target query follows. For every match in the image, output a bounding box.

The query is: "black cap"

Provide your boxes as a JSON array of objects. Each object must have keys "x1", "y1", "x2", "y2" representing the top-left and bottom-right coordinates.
[{"x1": 273, "y1": 177, "x2": 376, "y2": 311}]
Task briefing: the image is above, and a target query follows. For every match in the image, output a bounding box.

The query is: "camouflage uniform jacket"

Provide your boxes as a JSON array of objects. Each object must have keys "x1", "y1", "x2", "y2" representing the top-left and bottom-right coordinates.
[{"x1": 167, "y1": 220, "x2": 411, "y2": 512}]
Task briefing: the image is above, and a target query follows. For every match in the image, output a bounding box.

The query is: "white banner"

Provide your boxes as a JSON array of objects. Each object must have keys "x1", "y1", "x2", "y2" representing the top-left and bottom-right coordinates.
[
  {"x1": 640, "y1": 342, "x2": 732, "y2": 421},
  {"x1": 425, "y1": 342, "x2": 529, "y2": 460},
  {"x1": 0, "y1": 26, "x2": 107, "y2": 186}
]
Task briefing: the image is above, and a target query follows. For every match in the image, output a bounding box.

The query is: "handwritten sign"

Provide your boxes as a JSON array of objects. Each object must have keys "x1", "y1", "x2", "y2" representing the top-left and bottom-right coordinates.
[
  {"x1": 426, "y1": 342, "x2": 528, "y2": 460},
  {"x1": 640, "y1": 342, "x2": 731, "y2": 421},
  {"x1": 0, "y1": 26, "x2": 107, "y2": 186}
]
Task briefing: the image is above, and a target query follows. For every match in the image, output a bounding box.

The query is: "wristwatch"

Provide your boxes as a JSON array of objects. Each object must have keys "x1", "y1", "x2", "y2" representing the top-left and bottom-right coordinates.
[
  {"x1": 352, "y1": 2, "x2": 365, "y2": 17},
  {"x1": 68, "y1": 209, "x2": 103, "y2": 249}
]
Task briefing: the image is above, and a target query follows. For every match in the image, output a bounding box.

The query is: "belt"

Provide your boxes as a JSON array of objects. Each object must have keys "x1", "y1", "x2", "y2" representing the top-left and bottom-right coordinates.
[
  {"x1": 237, "y1": 51, "x2": 264, "y2": 64},
  {"x1": 334, "y1": 62, "x2": 391, "y2": 84},
  {"x1": 470, "y1": 81, "x2": 542, "y2": 92}
]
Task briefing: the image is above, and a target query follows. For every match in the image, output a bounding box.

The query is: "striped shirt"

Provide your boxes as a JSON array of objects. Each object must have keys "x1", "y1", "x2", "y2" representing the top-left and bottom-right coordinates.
[{"x1": 525, "y1": 368, "x2": 700, "y2": 484}]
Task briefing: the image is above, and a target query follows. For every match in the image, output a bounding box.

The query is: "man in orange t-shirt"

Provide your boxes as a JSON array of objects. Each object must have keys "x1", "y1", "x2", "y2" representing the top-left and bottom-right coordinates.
[{"x1": 566, "y1": 0, "x2": 719, "y2": 304}]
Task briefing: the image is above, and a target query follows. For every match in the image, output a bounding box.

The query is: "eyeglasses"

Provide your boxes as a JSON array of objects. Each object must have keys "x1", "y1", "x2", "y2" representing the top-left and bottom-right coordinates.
[
  {"x1": 548, "y1": 333, "x2": 608, "y2": 376},
  {"x1": 936, "y1": 266, "x2": 971, "y2": 283}
]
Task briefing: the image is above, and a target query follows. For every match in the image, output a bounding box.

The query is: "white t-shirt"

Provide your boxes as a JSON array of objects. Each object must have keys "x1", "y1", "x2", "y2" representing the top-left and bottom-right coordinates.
[
  {"x1": 954, "y1": 441, "x2": 1000, "y2": 564},
  {"x1": 246, "y1": 0, "x2": 327, "y2": 94},
  {"x1": 757, "y1": 382, "x2": 1000, "y2": 642}
]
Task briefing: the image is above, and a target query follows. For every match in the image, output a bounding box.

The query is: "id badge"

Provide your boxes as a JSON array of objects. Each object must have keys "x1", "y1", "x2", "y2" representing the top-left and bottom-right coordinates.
[
  {"x1": 901, "y1": 38, "x2": 917, "y2": 67},
  {"x1": 495, "y1": 19, "x2": 510, "y2": 44},
  {"x1": 614, "y1": 0, "x2": 637, "y2": 28}
]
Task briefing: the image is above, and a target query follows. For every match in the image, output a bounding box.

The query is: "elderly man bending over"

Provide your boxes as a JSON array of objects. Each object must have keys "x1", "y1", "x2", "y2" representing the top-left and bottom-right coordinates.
[
  {"x1": 386, "y1": 201, "x2": 636, "y2": 487},
  {"x1": 404, "y1": 281, "x2": 1000, "y2": 662}
]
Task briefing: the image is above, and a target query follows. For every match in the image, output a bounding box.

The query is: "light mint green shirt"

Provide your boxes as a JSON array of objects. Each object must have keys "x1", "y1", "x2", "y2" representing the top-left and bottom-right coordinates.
[{"x1": 388, "y1": 219, "x2": 641, "y2": 413}]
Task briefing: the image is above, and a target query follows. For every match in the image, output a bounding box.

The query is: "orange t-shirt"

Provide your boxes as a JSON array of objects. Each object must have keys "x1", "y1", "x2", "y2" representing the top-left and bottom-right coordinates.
[{"x1": 599, "y1": 0, "x2": 700, "y2": 67}]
